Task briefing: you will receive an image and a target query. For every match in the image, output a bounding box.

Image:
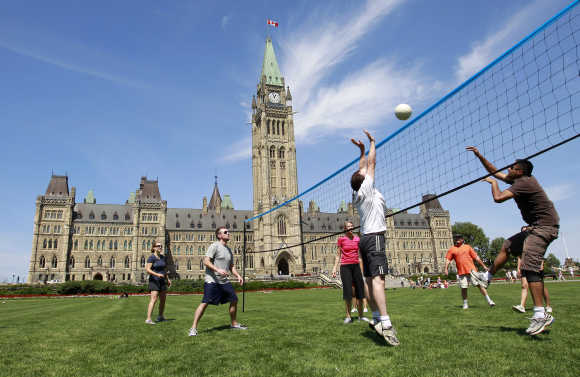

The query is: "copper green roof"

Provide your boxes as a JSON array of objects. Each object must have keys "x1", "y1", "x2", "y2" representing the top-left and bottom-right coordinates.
[
  {"x1": 221, "y1": 194, "x2": 234, "y2": 209},
  {"x1": 85, "y1": 189, "x2": 96, "y2": 204},
  {"x1": 261, "y1": 37, "x2": 283, "y2": 86}
]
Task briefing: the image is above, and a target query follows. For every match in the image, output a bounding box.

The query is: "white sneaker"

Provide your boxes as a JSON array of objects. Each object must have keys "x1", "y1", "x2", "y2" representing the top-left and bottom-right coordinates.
[
  {"x1": 546, "y1": 306, "x2": 553, "y2": 313},
  {"x1": 145, "y1": 319, "x2": 156, "y2": 325},
  {"x1": 230, "y1": 324, "x2": 248, "y2": 330},
  {"x1": 489, "y1": 300, "x2": 496, "y2": 307},
  {"x1": 363, "y1": 308, "x2": 368, "y2": 313},
  {"x1": 351, "y1": 308, "x2": 357, "y2": 313},
  {"x1": 512, "y1": 304, "x2": 526, "y2": 313},
  {"x1": 462, "y1": 303, "x2": 469, "y2": 310},
  {"x1": 188, "y1": 328, "x2": 197, "y2": 336},
  {"x1": 344, "y1": 317, "x2": 353, "y2": 324}
]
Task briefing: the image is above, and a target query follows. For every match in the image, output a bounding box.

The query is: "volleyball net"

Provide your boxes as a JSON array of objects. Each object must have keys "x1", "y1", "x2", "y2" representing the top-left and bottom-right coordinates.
[{"x1": 244, "y1": 1, "x2": 580, "y2": 256}]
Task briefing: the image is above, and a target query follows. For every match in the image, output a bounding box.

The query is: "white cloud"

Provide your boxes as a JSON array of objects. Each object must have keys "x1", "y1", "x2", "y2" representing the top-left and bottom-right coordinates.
[
  {"x1": 454, "y1": 0, "x2": 558, "y2": 83},
  {"x1": 545, "y1": 183, "x2": 574, "y2": 202},
  {"x1": 221, "y1": 15, "x2": 231, "y2": 30},
  {"x1": 220, "y1": 136, "x2": 251, "y2": 162}
]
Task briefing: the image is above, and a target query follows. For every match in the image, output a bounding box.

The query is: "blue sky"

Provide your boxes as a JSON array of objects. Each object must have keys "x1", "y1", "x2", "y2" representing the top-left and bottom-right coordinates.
[{"x1": 1, "y1": 0, "x2": 579, "y2": 281}]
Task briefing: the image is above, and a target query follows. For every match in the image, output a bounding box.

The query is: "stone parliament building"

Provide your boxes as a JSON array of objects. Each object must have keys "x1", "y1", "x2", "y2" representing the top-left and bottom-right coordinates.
[{"x1": 28, "y1": 38, "x2": 453, "y2": 284}]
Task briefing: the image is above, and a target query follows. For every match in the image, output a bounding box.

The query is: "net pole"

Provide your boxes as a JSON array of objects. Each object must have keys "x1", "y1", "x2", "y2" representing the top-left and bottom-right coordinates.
[{"x1": 242, "y1": 224, "x2": 246, "y2": 313}]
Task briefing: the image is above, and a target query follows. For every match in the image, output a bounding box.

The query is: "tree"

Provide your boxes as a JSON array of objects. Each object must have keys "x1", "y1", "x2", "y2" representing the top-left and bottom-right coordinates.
[
  {"x1": 544, "y1": 253, "x2": 561, "y2": 274},
  {"x1": 452, "y1": 222, "x2": 489, "y2": 265}
]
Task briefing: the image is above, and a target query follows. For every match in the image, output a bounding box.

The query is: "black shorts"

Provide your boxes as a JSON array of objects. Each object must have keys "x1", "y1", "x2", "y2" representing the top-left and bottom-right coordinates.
[
  {"x1": 148, "y1": 278, "x2": 167, "y2": 292},
  {"x1": 359, "y1": 233, "x2": 388, "y2": 277},
  {"x1": 339, "y1": 264, "x2": 365, "y2": 301},
  {"x1": 201, "y1": 282, "x2": 238, "y2": 305}
]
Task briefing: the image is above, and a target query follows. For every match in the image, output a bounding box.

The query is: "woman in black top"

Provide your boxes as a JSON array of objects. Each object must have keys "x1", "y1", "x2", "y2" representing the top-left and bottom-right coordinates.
[{"x1": 145, "y1": 242, "x2": 171, "y2": 324}]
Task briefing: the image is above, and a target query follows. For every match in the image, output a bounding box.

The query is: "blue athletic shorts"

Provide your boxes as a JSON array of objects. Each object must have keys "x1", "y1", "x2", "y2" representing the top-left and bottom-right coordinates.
[{"x1": 201, "y1": 282, "x2": 238, "y2": 305}]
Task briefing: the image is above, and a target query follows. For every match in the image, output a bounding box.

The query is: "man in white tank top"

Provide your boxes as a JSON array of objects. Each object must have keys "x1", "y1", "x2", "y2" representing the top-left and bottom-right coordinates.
[{"x1": 350, "y1": 130, "x2": 399, "y2": 346}]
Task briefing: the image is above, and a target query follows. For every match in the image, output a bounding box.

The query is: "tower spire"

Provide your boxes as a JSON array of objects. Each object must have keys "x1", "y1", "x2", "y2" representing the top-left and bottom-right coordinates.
[{"x1": 261, "y1": 37, "x2": 283, "y2": 86}]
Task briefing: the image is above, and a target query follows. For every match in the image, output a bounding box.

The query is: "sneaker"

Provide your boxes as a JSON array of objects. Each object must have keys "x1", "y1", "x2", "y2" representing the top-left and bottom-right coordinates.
[
  {"x1": 363, "y1": 308, "x2": 368, "y2": 313},
  {"x1": 230, "y1": 324, "x2": 248, "y2": 330},
  {"x1": 360, "y1": 317, "x2": 370, "y2": 323},
  {"x1": 373, "y1": 321, "x2": 400, "y2": 346},
  {"x1": 463, "y1": 303, "x2": 469, "y2": 310},
  {"x1": 546, "y1": 306, "x2": 553, "y2": 313},
  {"x1": 470, "y1": 270, "x2": 489, "y2": 288},
  {"x1": 351, "y1": 308, "x2": 357, "y2": 313},
  {"x1": 145, "y1": 319, "x2": 156, "y2": 325},
  {"x1": 488, "y1": 300, "x2": 496, "y2": 307},
  {"x1": 156, "y1": 316, "x2": 166, "y2": 322},
  {"x1": 526, "y1": 314, "x2": 555, "y2": 336},
  {"x1": 188, "y1": 328, "x2": 197, "y2": 336},
  {"x1": 343, "y1": 317, "x2": 353, "y2": 324},
  {"x1": 512, "y1": 304, "x2": 526, "y2": 313}
]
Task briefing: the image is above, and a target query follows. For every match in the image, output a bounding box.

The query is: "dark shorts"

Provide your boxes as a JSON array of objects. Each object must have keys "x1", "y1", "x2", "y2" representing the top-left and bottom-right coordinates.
[
  {"x1": 148, "y1": 278, "x2": 167, "y2": 292},
  {"x1": 503, "y1": 225, "x2": 559, "y2": 272},
  {"x1": 201, "y1": 282, "x2": 238, "y2": 305},
  {"x1": 359, "y1": 233, "x2": 388, "y2": 277},
  {"x1": 339, "y1": 264, "x2": 365, "y2": 301}
]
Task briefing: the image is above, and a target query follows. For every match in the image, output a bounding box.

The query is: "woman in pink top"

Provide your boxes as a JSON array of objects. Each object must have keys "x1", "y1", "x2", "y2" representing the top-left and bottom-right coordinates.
[{"x1": 332, "y1": 221, "x2": 366, "y2": 323}]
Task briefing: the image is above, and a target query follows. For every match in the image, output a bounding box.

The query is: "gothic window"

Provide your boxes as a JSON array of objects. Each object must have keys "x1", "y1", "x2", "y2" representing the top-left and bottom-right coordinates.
[
  {"x1": 74, "y1": 240, "x2": 78, "y2": 250},
  {"x1": 48, "y1": 239, "x2": 53, "y2": 249},
  {"x1": 235, "y1": 258, "x2": 240, "y2": 270},
  {"x1": 77, "y1": 211, "x2": 83, "y2": 220},
  {"x1": 187, "y1": 259, "x2": 192, "y2": 270},
  {"x1": 89, "y1": 212, "x2": 95, "y2": 220},
  {"x1": 270, "y1": 146, "x2": 276, "y2": 159},
  {"x1": 140, "y1": 256, "x2": 145, "y2": 268},
  {"x1": 278, "y1": 147, "x2": 285, "y2": 159},
  {"x1": 85, "y1": 256, "x2": 91, "y2": 268},
  {"x1": 43, "y1": 239, "x2": 47, "y2": 249},
  {"x1": 113, "y1": 212, "x2": 119, "y2": 220},
  {"x1": 176, "y1": 221, "x2": 180, "y2": 228},
  {"x1": 278, "y1": 216, "x2": 287, "y2": 235},
  {"x1": 197, "y1": 222, "x2": 202, "y2": 228},
  {"x1": 125, "y1": 213, "x2": 130, "y2": 221},
  {"x1": 123, "y1": 240, "x2": 127, "y2": 250},
  {"x1": 39, "y1": 255, "x2": 46, "y2": 268},
  {"x1": 128, "y1": 240, "x2": 132, "y2": 250},
  {"x1": 101, "y1": 212, "x2": 107, "y2": 220},
  {"x1": 110, "y1": 257, "x2": 115, "y2": 268},
  {"x1": 142, "y1": 240, "x2": 146, "y2": 250},
  {"x1": 267, "y1": 119, "x2": 270, "y2": 134},
  {"x1": 124, "y1": 256, "x2": 130, "y2": 269},
  {"x1": 97, "y1": 256, "x2": 102, "y2": 266},
  {"x1": 277, "y1": 121, "x2": 280, "y2": 135},
  {"x1": 232, "y1": 223, "x2": 237, "y2": 229},
  {"x1": 114, "y1": 240, "x2": 118, "y2": 250},
  {"x1": 147, "y1": 240, "x2": 151, "y2": 250},
  {"x1": 260, "y1": 257, "x2": 265, "y2": 268},
  {"x1": 281, "y1": 121, "x2": 285, "y2": 136}
]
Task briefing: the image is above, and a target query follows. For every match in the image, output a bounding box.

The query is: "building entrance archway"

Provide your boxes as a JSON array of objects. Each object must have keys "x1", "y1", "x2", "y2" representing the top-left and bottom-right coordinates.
[
  {"x1": 277, "y1": 258, "x2": 289, "y2": 275},
  {"x1": 93, "y1": 273, "x2": 103, "y2": 280}
]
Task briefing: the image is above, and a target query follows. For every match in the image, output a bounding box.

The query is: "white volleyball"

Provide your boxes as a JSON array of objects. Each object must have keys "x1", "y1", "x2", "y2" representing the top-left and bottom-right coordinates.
[{"x1": 395, "y1": 103, "x2": 412, "y2": 120}]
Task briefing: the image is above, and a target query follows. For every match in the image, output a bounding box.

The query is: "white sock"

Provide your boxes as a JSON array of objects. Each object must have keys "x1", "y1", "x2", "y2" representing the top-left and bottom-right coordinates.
[
  {"x1": 485, "y1": 295, "x2": 492, "y2": 303},
  {"x1": 533, "y1": 306, "x2": 545, "y2": 319},
  {"x1": 463, "y1": 299, "x2": 468, "y2": 305},
  {"x1": 379, "y1": 315, "x2": 392, "y2": 327}
]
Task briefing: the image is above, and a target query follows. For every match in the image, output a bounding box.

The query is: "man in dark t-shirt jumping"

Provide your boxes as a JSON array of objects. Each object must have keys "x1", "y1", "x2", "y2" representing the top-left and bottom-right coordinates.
[{"x1": 467, "y1": 146, "x2": 559, "y2": 336}]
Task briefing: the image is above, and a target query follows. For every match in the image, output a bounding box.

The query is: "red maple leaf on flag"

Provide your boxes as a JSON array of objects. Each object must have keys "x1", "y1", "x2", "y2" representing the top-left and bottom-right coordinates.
[{"x1": 267, "y1": 19, "x2": 279, "y2": 27}]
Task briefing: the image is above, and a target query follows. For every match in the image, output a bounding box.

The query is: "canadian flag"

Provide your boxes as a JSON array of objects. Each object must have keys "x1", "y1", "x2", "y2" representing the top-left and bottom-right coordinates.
[{"x1": 267, "y1": 19, "x2": 279, "y2": 27}]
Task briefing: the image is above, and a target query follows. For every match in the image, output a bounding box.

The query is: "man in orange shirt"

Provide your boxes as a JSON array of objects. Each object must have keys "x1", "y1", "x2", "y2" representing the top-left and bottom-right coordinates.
[{"x1": 444, "y1": 234, "x2": 495, "y2": 309}]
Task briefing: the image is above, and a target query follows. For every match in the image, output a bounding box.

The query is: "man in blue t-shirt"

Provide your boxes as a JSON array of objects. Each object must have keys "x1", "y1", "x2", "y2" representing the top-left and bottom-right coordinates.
[{"x1": 188, "y1": 226, "x2": 246, "y2": 336}]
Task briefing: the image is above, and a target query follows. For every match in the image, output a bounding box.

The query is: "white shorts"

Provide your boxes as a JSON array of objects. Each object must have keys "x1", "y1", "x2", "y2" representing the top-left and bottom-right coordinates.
[{"x1": 458, "y1": 274, "x2": 481, "y2": 289}]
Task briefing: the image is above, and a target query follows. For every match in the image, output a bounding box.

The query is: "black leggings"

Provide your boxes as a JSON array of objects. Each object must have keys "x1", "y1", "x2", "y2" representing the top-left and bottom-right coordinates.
[{"x1": 340, "y1": 264, "x2": 365, "y2": 301}]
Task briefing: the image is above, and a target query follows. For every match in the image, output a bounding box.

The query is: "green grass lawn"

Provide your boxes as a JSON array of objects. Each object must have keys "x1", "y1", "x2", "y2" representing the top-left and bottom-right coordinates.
[{"x1": 1, "y1": 282, "x2": 579, "y2": 377}]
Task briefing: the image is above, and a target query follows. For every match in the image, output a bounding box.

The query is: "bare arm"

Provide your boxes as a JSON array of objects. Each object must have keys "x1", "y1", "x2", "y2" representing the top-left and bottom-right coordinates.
[
  {"x1": 474, "y1": 256, "x2": 489, "y2": 271},
  {"x1": 332, "y1": 247, "x2": 341, "y2": 278},
  {"x1": 351, "y1": 138, "x2": 367, "y2": 175},
  {"x1": 231, "y1": 263, "x2": 243, "y2": 285},
  {"x1": 444, "y1": 259, "x2": 451, "y2": 275},
  {"x1": 466, "y1": 146, "x2": 509, "y2": 182},
  {"x1": 483, "y1": 177, "x2": 515, "y2": 203},
  {"x1": 363, "y1": 130, "x2": 376, "y2": 179}
]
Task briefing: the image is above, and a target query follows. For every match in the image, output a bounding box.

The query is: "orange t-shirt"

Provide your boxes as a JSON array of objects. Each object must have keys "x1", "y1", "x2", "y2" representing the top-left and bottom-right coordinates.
[{"x1": 445, "y1": 244, "x2": 478, "y2": 275}]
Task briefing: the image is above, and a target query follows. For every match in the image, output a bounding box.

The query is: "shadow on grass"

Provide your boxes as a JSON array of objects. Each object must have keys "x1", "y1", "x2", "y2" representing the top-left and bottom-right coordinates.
[
  {"x1": 483, "y1": 325, "x2": 553, "y2": 340},
  {"x1": 361, "y1": 330, "x2": 388, "y2": 346},
  {"x1": 203, "y1": 325, "x2": 234, "y2": 333}
]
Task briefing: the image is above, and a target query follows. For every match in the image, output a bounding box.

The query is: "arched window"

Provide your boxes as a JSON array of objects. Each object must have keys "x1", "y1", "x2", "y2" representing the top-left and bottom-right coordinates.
[
  {"x1": 89, "y1": 212, "x2": 95, "y2": 220},
  {"x1": 278, "y1": 216, "x2": 287, "y2": 235},
  {"x1": 199, "y1": 259, "x2": 204, "y2": 270},
  {"x1": 277, "y1": 120, "x2": 280, "y2": 135},
  {"x1": 124, "y1": 256, "x2": 130, "y2": 269},
  {"x1": 109, "y1": 240, "x2": 113, "y2": 250},
  {"x1": 267, "y1": 119, "x2": 270, "y2": 134},
  {"x1": 110, "y1": 257, "x2": 115, "y2": 268},
  {"x1": 147, "y1": 240, "x2": 151, "y2": 250},
  {"x1": 270, "y1": 146, "x2": 276, "y2": 159},
  {"x1": 142, "y1": 240, "x2": 146, "y2": 250},
  {"x1": 43, "y1": 239, "x2": 47, "y2": 249},
  {"x1": 74, "y1": 240, "x2": 78, "y2": 250},
  {"x1": 260, "y1": 257, "x2": 265, "y2": 268},
  {"x1": 84, "y1": 240, "x2": 88, "y2": 250},
  {"x1": 85, "y1": 256, "x2": 91, "y2": 268},
  {"x1": 97, "y1": 240, "x2": 101, "y2": 250},
  {"x1": 124, "y1": 213, "x2": 130, "y2": 221},
  {"x1": 281, "y1": 121, "x2": 285, "y2": 135},
  {"x1": 113, "y1": 212, "x2": 119, "y2": 220},
  {"x1": 187, "y1": 259, "x2": 192, "y2": 270},
  {"x1": 140, "y1": 256, "x2": 145, "y2": 268},
  {"x1": 279, "y1": 147, "x2": 285, "y2": 159},
  {"x1": 97, "y1": 256, "x2": 102, "y2": 266},
  {"x1": 69, "y1": 256, "x2": 75, "y2": 268},
  {"x1": 128, "y1": 240, "x2": 132, "y2": 250},
  {"x1": 89, "y1": 240, "x2": 93, "y2": 250},
  {"x1": 175, "y1": 260, "x2": 179, "y2": 270},
  {"x1": 48, "y1": 239, "x2": 53, "y2": 249},
  {"x1": 53, "y1": 239, "x2": 58, "y2": 249},
  {"x1": 39, "y1": 255, "x2": 46, "y2": 268},
  {"x1": 77, "y1": 212, "x2": 83, "y2": 220},
  {"x1": 123, "y1": 240, "x2": 127, "y2": 250},
  {"x1": 101, "y1": 212, "x2": 107, "y2": 220}
]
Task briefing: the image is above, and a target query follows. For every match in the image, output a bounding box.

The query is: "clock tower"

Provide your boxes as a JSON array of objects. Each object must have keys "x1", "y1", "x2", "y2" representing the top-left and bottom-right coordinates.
[{"x1": 251, "y1": 37, "x2": 302, "y2": 274}]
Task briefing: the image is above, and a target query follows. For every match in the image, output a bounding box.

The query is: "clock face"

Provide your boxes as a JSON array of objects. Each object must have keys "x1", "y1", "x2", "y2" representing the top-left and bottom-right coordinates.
[{"x1": 268, "y1": 92, "x2": 280, "y2": 103}]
